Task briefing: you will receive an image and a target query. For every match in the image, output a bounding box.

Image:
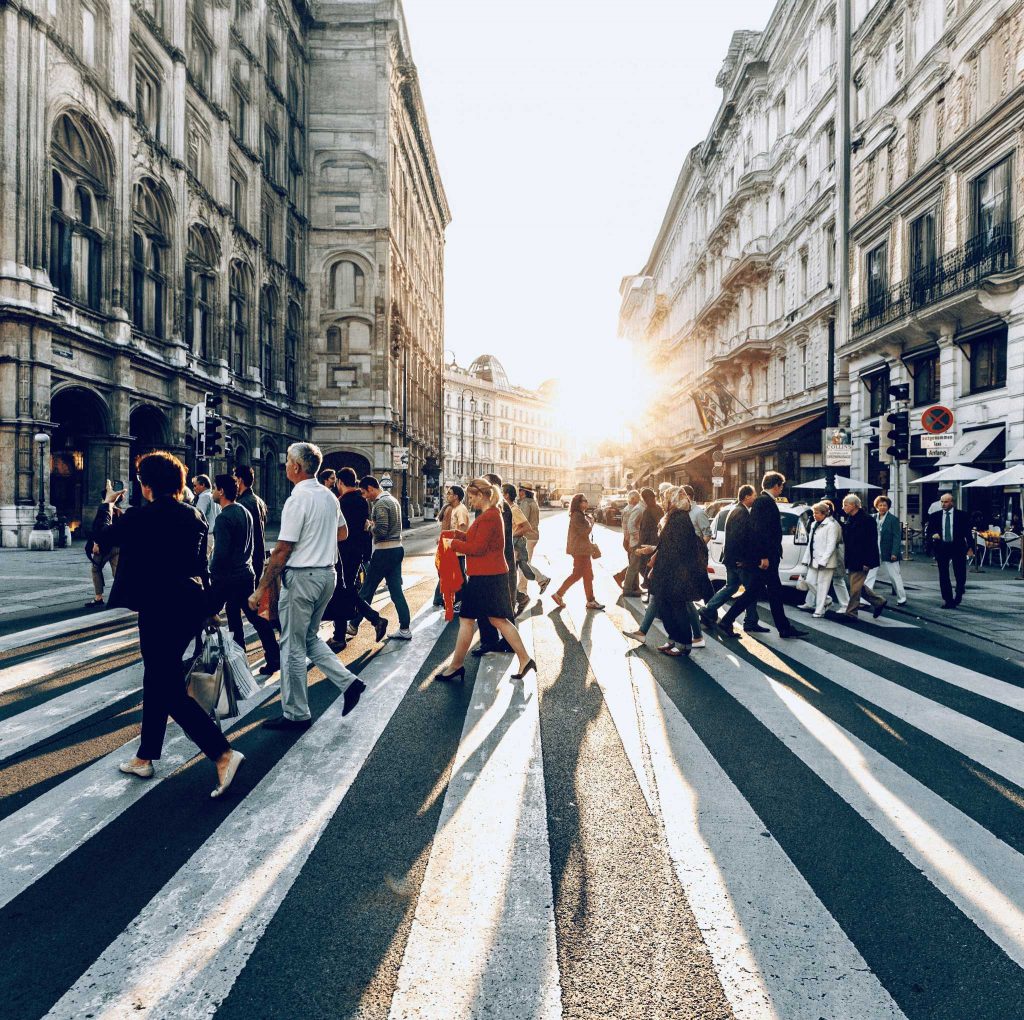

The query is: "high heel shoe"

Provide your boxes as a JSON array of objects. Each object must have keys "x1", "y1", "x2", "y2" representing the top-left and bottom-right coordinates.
[
  {"x1": 512, "y1": 658, "x2": 536, "y2": 680},
  {"x1": 435, "y1": 665, "x2": 466, "y2": 683}
]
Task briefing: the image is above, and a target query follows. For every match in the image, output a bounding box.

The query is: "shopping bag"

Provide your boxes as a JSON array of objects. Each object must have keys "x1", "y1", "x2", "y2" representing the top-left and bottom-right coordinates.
[
  {"x1": 185, "y1": 628, "x2": 237, "y2": 719},
  {"x1": 219, "y1": 625, "x2": 261, "y2": 700}
]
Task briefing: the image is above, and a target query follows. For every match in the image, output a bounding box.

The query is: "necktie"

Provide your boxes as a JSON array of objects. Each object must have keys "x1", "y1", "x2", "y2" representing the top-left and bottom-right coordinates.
[{"x1": 944, "y1": 510, "x2": 952, "y2": 543}]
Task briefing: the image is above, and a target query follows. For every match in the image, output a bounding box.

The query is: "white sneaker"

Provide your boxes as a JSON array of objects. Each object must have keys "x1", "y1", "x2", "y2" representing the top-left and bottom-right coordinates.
[
  {"x1": 393, "y1": 628, "x2": 413, "y2": 641},
  {"x1": 690, "y1": 638, "x2": 706, "y2": 649},
  {"x1": 119, "y1": 760, "x2": 154, "y2": 778},
  {"x1": 797, "y1": 604, "x2": 813, "y2": 612}
]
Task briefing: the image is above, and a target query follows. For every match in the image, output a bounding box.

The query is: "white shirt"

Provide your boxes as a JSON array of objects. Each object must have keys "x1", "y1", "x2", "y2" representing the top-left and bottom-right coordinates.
[
  {"x1": 195, "y1": 489, "x2": 219, "y2": 530},
  {"x1": 278, "y1": 478, "x2": 346, "y2": 568}
]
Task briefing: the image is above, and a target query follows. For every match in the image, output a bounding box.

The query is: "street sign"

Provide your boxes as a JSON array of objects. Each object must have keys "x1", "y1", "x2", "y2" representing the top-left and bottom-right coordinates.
[
  {"x1": 921, "y1": 433, "x2": 956, "y2": 456},
  {"x1": 188, "y1": 402, "x2": 205, "y2": 432},
  {"x1": 822, "y1": 427, "x2": 853, "y2": 467},
  {"x1": 711, "y1": 475, "x2": 725, "y2": 487},
  {"x1": 392, "y1": 446, "x2": 410, "y2": 470},
  {"x1": 380, "y1": 473, "x2": 394, "y2": 489},
  {"x1": 921, "y1": 405, "x2": 954, "y2": 435}
]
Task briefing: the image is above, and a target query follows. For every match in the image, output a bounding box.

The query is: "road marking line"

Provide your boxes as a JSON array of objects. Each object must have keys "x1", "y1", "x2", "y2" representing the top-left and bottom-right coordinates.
[
  {"x1": 567, "y1": 604, "x2": 905, "y2": 1020},
  {"x1": 43, "y1": 607, "x2": 447, "y2": 1020},
  {"x1": 0, "y1": 630, "x2": 139, "y2": 698},
  {"x1": 0, "y1": 610, "x2": 133, "y2": 654},
  {"x1": 691, "y1": 638, "x2": 1024, "y2": 971},
  {"x1": 389, "y1": 618, "x2": 561, "y2": 1020},
  {"x1": 798, "y1": 612, "x2": 1024, "y2": 710}
]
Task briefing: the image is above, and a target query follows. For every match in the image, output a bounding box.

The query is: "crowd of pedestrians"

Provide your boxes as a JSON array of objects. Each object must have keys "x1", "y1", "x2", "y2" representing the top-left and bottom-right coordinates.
[{"x1": 82, "y1": 434, "x2": 977, "y2": 800}]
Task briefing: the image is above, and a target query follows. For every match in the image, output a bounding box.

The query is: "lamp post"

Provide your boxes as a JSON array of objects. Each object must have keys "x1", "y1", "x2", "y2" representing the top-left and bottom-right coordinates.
[
  {"x1": 511, "y1": 439, "x2": 518, "y2": 485},
  {"x1": 33, "y1": 433, "x2": 50, "y2": 531},
  {"x1": 470, "y1": 395, "x2": 478, "y2": 477}
]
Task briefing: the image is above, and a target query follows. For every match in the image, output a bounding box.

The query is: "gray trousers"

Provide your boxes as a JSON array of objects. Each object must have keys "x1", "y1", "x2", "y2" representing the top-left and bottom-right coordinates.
[
  {"x1": 518, "y1": 537, "x2": 550, "y2": 593},
  {"x1": 279, "y1": 566, "x2": 358, "y2": 721}
]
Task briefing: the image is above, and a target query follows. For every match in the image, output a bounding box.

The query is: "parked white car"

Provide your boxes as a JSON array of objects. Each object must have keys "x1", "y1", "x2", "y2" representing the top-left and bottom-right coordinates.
[{"x1": 706, "y1": 501, "x2": 813, "y2": 589}]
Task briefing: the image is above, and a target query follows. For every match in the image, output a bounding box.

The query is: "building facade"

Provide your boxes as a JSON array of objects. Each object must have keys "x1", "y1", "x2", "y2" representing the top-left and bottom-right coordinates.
[
  {"x1": 442, "y1": 356, "x2": 566, "y2": 502},
  {"x1": 845, "y1": 0, "x2": 1024, "y2": 532},
  {"x1": 0, "y1": 0, "x2": 447, "y2": 545},
  {"x1": 620, "y1": 2, "x2": 840, "y2": 501}
]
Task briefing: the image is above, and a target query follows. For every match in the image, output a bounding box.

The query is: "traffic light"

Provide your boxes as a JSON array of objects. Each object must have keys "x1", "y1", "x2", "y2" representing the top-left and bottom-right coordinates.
[
  {"x1": 884, "y1": 410, "x2": 910, "y2": 461},
  {"x1": 203, "y1": 392, "x2": 223, "y2": 458},
  {"x1": 889, "y1": 382, "x2": 910, "y2": 404}
]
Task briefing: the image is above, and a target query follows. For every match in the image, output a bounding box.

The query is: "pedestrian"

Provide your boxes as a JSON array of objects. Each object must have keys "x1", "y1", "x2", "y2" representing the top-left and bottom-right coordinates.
[
  {"x1": 192, "y1": 474, "x2": 219, "y2": 557},
  {"x1": 622, "y1": 487, "x2": 661, "y2": 597},
  {"x1": 613, "y1": 490, "x2": 642, "y2": 589},
  {"x1": 94, "y1": 452, "x2": 244, "y2": 798},
  {"x1": 798, "y1": 501, "x2": 842, "y2": 617},
  {"x1": 433, "y1": 478, "x2": 535, "y2": 682},
  {"x1": 866, "y1": 495, "x2": 907, "y2": 605},
  {"x1": 681, "y1": 485, "x2": 712, "y2": 546},
  {"x1": 318, "y1": 468, "x2": 337, "y2": 491},
  {"x1": 475, "y1": 472, "x2": 518, "y2": 654},
  {"x1": 718, "y1": 472, "x2": 806, "y2": 638},
  {"x1": 335, "y1": 467, "x2": 388, "y2": 644},
  {"x1": 551, "y1": 493, "x2": 604, "y2": 610},
  {"x1": 926, "y1": 491, "x2": 974, "y2": 608},
  {"x1": 84, "y1": 480, "x2": 121, "y2": 608},
  {"x1": 516, "y1": 483, "x2": 551, "y2": 596},
  {"x1": 502, "y1": 483, "x2": 534, "y2": 615},
  {"x1": 700, "y1": 484, "x2": 765, "y2": 632},
  {"x1": 232, "y1": 464, "x2": 281, "y2": 676},
  {"x1": 822, "y1": 498, "x2": 851, "y2": 611},
  {"x1": 644, "y1": 487, "x2": 714, "y2": 656},
  {"x1": 250, "y1": 442, "x2": 361, "y2": 731},
  {"x1": 356, "y1": 475, "x2": 412, "y2": 640},
  {"x1": 208, "y1": 473, "x2": 257, "y2": 652},
  {"x1": 841, "y1": 494, "x2": 887, "y2": 619},
  {"x1": 434, "y1": 484, "x2": 471, "y2": 609}
]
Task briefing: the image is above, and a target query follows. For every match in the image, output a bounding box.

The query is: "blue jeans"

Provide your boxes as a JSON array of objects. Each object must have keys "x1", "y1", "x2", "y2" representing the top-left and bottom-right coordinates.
[
  {"x1": 703, "y1": 564, "x2": 759, "y2": 626},
  {"x1": 359, "y1": 547, "x2": 411, "y2": 629}
]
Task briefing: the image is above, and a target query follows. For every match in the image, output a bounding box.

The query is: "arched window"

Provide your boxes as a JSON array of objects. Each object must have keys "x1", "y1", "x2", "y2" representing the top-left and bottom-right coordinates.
[
  {"x1": 132, "y1": 177, "x2": 171, "y2": 338},
  {"x1": 285, "y1": 301, "x2": 300, "y2": 399},
  {"x1": 328, "y1": 259, "x2": 366, "y2": 309},
  {"x1": 229, "y1": 262, "x2": 251, "y2": 377},
  {"x1": 185, "y1": 224, "x2": 219, "y2": 359},
  {"x1": 50, "y1": 112, "x2": 110, "y2": 310},
  {"x1": 260, "y1": 286, "x2": 276, "y2": 390}
]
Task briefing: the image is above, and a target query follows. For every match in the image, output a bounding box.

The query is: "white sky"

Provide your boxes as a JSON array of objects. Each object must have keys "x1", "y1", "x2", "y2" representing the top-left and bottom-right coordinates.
[{"x1": 402, "y1": 0, "x2": 775, "y2": 435}]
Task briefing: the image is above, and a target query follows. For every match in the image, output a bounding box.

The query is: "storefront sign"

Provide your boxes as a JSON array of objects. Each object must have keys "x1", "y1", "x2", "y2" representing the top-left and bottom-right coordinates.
[{"x1": 822, "y1": 427, "x2": 853, "y2": 467}]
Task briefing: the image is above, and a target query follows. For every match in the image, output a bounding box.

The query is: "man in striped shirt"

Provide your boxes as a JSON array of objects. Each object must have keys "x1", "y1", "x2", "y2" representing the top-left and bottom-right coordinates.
[{"x1": 355, "y1": 476, "x2": 412, "y2": 640}]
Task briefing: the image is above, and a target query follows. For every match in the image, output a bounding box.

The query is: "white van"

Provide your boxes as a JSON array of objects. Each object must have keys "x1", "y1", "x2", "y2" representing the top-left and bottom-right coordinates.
[{"x1": 706, "y1": 501, "x2": 814, "y2": 589}]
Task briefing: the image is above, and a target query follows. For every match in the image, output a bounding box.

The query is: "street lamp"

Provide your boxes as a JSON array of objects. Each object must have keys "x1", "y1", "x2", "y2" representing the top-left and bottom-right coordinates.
[
  {"x1": 469, "y1": 395, "x2": 478, "y2": 477},
  {"x1": 33, "y1": 433, "x2": 50, "y2": 531},
  {"x1": 511, "y1": 438, "x2": 518, "y2": 484}
]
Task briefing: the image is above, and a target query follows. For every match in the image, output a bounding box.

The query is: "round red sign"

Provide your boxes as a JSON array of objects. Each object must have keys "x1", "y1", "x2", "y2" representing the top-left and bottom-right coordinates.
[{"x1": 921, "y1": 405, "x2": 954, "y2": 435}]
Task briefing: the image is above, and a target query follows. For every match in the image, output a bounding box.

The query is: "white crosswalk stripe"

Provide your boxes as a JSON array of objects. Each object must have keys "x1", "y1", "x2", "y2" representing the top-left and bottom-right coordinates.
[{"x1": 3, "y1": 538, "x2": 1024, "y2": 1019}]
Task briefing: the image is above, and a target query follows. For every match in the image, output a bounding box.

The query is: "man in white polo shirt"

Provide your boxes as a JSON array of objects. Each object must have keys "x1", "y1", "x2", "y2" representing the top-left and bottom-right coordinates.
[{"x1": 250, "y1": 441, "x2": 359, "y2": 730}]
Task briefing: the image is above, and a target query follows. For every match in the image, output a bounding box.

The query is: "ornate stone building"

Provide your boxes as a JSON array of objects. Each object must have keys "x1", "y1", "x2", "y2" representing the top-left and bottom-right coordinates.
[
  {"x1": 442, "y1": 356, "x2": 566, "y2": 502},
  {"x1": 306, "y1": 1, "x2": 450, "y2": 515},
  {"x1": 845, "y1": 0, "x2": 1024, "y2": 530},
  {"x1": 620, "y1": 3, "x2": 840, "y2": 500},
  {"x1": 0, "y1": 0, "x2": 447, "y2": 544}
]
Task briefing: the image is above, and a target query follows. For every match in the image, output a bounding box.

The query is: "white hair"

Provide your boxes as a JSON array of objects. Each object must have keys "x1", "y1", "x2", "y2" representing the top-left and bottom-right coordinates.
[
  {"x1": 287, "y1": 442, "x2": 323, "y2": 478},
  {"x1": 842, "y1": 493, "x2": 862, "y2": 508}
]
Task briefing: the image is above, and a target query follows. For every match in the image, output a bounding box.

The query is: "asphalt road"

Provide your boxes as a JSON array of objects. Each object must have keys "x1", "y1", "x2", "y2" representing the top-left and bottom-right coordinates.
[{"x1": 1, "y1": 512, "x2": 1023, "y2": 1019}]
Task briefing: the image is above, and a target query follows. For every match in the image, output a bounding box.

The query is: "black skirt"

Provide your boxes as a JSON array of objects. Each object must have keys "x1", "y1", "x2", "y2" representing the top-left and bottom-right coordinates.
[{"x1": 458, "y1": 572, "x2": 513, "y2": 621}]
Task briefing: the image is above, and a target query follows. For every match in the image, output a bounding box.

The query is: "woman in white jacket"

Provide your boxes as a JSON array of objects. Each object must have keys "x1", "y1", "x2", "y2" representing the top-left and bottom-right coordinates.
[{"x1": 800, "y1": 501, "x2": 843, "y2": 617}]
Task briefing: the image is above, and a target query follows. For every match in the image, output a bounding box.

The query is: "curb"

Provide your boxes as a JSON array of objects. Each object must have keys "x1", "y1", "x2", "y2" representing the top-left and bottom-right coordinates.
[{"x1": 887, "y1": 602, "x2": 1023, "y2": 656}]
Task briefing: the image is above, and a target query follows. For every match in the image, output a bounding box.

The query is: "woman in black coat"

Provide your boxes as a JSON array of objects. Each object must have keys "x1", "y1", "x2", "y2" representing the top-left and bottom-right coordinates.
[
  {"x1": 95, "y1": 451, "x2": 244, "y2": 798},
  {"x1": 649, "y1": 490, "x2": 714, "y2": 656}
]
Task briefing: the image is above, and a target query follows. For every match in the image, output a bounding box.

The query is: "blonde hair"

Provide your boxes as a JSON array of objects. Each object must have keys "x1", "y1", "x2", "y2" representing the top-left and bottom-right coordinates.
[
  {"x1": 812, "y1": 500, "x2": 832, "y2": 515},
  {"x1": 468, "y1": 478, "x2": 500, "y2": 507}
]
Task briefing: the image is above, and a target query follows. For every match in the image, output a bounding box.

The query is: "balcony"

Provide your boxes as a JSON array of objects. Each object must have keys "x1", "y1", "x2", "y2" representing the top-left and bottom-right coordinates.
[
  {"x1": 851, "y1": 218, "x2": 1022, "y2": 342},
  {"x1": 720, "y1": 235, "x2": 770, "y2": 291},
  {"x1": 709, "y1": 324, "x2": 772, "y2": 367}
]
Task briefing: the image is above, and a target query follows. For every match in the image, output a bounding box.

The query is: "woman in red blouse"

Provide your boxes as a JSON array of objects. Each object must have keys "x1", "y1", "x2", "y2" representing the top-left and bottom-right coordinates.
[{"x1": 434, "y1": 478, "x2": 535, "y2": 683}]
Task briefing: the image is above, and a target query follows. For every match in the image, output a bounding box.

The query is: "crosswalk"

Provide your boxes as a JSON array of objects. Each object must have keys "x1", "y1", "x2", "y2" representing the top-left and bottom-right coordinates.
[{"x1": 2, "y1": 541, "x2": 1024, "y2": 1019}]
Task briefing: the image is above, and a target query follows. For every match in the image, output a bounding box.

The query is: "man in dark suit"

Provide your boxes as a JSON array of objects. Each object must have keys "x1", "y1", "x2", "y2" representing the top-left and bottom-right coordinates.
[
  {"x1": 700, "y1": 484, "x2": 764, "y2": 632},
  {"x1": 719, "y1": 472, "x2": 806, "y2": 638},
  {"x1": 336, "y1": 466, "x2": 387, "y2": 646},
  {"x1": 926, "y1": 491, "x2": 974, "y2": 608}
]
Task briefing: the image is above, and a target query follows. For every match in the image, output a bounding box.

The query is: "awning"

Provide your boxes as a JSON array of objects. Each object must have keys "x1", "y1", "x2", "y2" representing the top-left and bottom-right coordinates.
[
  {"x1": 742, "y1": 412, "x2": 824, "y2": 453},
  {"x1": 936, "y1": 426, "x2": 1004, "y2": 465},
  {"x1": 1007, "y1": 439, "x2": 1024, "y2": 464},
  {"x1": 660, "y1": 442, "x2": 717, "y2": 472}
]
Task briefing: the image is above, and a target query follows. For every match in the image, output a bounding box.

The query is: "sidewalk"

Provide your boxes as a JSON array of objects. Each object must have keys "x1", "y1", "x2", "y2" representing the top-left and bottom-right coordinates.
[{"x1": 877, "y1": 555, "x2": 1024, "y2": 655}]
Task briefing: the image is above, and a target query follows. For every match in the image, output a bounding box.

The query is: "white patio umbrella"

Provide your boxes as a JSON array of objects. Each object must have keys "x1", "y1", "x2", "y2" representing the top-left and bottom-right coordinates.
[
  {"x1": 910, "y1": 465, "x2": 992, "y2": 485},
  {"x1": 793, "y1": 474, "x2": 881, "y2": 490},
  {"x1": 962, "y1": 464, "x2": 1024, "y2": 488}
]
